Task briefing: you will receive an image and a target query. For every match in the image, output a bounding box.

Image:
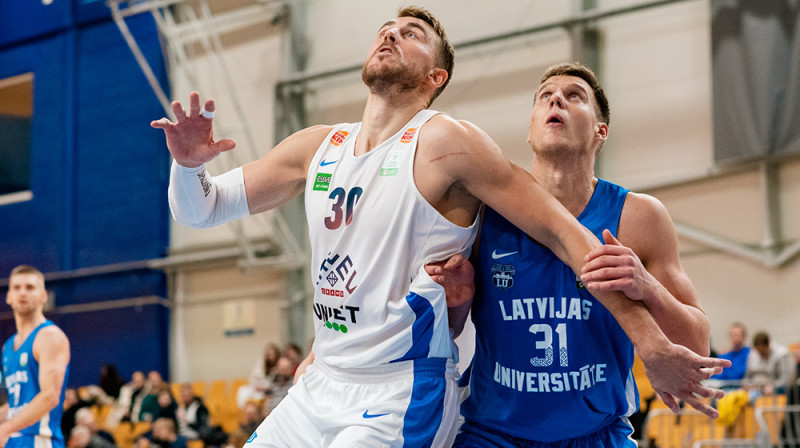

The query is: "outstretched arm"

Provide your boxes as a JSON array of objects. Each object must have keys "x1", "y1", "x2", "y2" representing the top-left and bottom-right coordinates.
[
  {"x1": 0, "y1": 327, "x2": 70, "y2": 447},
  {"x1": 426, "y1": 253, "x2": 475, "y2": 338}
]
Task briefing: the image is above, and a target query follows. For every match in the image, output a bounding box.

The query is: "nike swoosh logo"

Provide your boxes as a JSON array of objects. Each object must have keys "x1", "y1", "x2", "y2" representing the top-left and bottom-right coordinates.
[
  {"x1": 321, "y1": 159, "x2": 338, "y2": 166},
  {"x1": 491, "y1": 249, "x2": 518, "y2": 260},
  {"x1": 362, "y1": 410, "x2": 390, "y2": 419}
]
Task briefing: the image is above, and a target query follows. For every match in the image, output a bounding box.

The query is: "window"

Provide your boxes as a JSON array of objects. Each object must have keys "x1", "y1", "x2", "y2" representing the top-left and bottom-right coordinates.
[{"x1": 0, "y1": 72, "x2": 33, "y2": 205}]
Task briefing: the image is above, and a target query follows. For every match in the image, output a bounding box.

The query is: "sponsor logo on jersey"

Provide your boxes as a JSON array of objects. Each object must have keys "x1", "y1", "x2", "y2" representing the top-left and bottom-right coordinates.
[
  {"x1": 313, "y1": 303, "x2": 360, "y2": 334},
  {"x1": 362, "y1": 410, "x2": 390, "y2": 419},
  {"x1": 491, "y1": 249, "x2": 518, "y2": 260},
  {"x1": 491, "y1": 263, "x2": 515, "y2": 290},
  {"x1": 379, "y1": 149, "x2": 402, "y2": 177},
  {"x1": 313, "y1": 173, "x2": 332, "y2": 191},
  {"x1": 400, "y1": 127, "x2": 417, "y2": 143},
  {"x1": 330, "y1": 130, "x2": 349, "y2": 146},
  {"x1": 320, "y1": 159, "x2": 338, "y2": 167},
  {"x1": 19, "y1": 353, "x2": 27, "y2": 367}
]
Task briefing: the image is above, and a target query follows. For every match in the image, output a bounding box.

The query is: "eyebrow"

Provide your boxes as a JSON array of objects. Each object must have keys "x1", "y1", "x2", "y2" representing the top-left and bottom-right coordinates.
[
  {"x1": 377, "y1": 20, "x2": 430, "y2": 37},
  {"x1": 536, "y1": 81, "x2": 590, "y2": 97}
]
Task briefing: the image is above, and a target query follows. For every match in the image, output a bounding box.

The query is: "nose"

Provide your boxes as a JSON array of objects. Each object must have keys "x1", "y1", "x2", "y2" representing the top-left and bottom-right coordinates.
[
  {"x1": 383, "y1": 27, "x2": 398, "y2": 43},
  {"x1": 550, "y1": 91, "x2": 565, "y2": 109}
]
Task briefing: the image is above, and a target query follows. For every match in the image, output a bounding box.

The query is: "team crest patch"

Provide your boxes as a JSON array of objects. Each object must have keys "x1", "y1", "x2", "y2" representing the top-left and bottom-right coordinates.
[
  {"x1": 400, "y1": 127, "x2": 417, "y2": 143},
  {"x1": 20, "y1": 353, "x2": 28, "y2": 367},
  {"x1": 491, "y1": 263, "x2": 515, "y2": 290},
  {"x1": 576, "y1": 275, "x2": 586, "y2": 290},
  {"x1": 313, "y1": 173, "x2": 332, "y2": 191},
  {"x1": 330, "y1": 130, "x2": 349, "y2": 146}
]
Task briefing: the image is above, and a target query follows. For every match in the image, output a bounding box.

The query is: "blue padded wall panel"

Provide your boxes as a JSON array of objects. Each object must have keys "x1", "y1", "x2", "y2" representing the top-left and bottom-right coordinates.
[
  {"x1": 57, "y1": 303, "x2": 170, "y2": 387},
  {"x1": 0, "y1": 302, "x2": 170, "y2": 388},
  {"x1": 73, "y1": 15, "x2": 170, "y2": 268},
  {"x1": 0, "y1": 1, "x2": 71, "y2": 48},
  {"x1": 52, "y1": 271, "x2": 166, "y2": 306},
  {"x1": 0, "y1": 35, "x2": 70, "y2": 274}
]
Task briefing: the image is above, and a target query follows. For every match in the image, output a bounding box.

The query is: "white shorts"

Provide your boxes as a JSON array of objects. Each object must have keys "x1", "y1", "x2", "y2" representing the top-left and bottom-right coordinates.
[{"x1": 246, "y1": 357, "x2": 459, "y2": 448}]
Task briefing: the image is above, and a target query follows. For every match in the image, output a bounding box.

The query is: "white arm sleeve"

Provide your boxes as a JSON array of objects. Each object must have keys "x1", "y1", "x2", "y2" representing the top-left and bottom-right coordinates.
[{"x1": 168, "y1": 160, "x2": 250, "y2": 228}]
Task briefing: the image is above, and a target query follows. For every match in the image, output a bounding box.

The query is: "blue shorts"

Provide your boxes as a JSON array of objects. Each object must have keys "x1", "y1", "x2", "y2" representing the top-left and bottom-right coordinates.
[
  {"x1": 6, "y1": 435, "x2": 64, "y2": 448},
  {"x1": 453, "y1": 418, "x2": 637, "y2": 448}
]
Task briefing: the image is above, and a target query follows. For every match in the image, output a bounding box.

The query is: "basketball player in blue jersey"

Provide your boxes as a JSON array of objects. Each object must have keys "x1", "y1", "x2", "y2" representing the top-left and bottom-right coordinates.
[
  {"x1": 427, "y1": 63, "x2": 718, "y2": 447},
  {"x1": 1, "y1": 265, "x2": 70, "y2": 448},
  {"x1": 152, "y1": 7, "x2": 727, "y2": 446}
]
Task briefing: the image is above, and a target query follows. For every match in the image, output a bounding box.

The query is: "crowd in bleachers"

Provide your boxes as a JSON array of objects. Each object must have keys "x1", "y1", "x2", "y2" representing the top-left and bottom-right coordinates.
[
  {"x1": 64, "y1": 342, "x2": 305, "y2": 448},
  {"x1": 632, "y1": 324, "x2": 800, "y2": 447}
]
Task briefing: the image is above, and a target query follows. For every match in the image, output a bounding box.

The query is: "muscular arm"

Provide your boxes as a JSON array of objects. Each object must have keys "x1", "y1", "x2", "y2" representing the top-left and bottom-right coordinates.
[
  {"x1": 581, "y1": 193, "x2": 710, "y2": 354},
  {"x1": 0, "y1": 327, "x2": 70, "y2": 445},
  {"x1": 418, "y1": 115, "x2": 729, "y2": 416}
]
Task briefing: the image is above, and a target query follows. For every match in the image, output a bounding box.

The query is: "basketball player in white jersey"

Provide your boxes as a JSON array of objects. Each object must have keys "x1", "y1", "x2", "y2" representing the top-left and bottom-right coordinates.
[
  {"x1": 1, "y1": 265, "x2": 71, "y2": 448},
  {"x1": 152, "y1": 7, "x2": 729, "y2": 446}
]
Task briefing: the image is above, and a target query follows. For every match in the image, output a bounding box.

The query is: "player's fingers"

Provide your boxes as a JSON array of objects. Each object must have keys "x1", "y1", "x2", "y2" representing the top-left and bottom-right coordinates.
[
  {"x1": 150, "y1": 118, "x2": 173, "y2": 129},
  {"x1": 189, "y1": 92, "x2": 201, "y2": 117},
  {"x1": 204, "y1": 99, "x2": 216, "y2": 113},
  {"x1": 656, "y1": 390, "x2": 680, "y2": 414},
  {"x1": 172, "y1": 101, "x2": 187, "y2": 122},
  {"x1": 602, "y1": 229, "x2": 621, "y2": 246},
  {"x1": 683, "y1": 395, "x2": 720, "y2": 419},
  {"x1": 212, "y1": 138, "x2": 237, "y2": 153}
]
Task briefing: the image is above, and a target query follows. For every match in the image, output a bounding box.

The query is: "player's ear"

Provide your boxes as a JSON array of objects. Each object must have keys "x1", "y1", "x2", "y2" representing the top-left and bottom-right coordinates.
[
  {"x1": 428, "y1": 68, "x2": 448, "y2": 90},
  {"x1": 595, "y1": 122, "x2": 608, "y2": 141}
]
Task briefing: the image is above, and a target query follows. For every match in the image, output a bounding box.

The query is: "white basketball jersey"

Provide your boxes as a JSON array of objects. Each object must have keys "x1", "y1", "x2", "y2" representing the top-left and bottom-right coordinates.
[{"x1": 304, "y1": 109, "x2": 478, "y2": 369}]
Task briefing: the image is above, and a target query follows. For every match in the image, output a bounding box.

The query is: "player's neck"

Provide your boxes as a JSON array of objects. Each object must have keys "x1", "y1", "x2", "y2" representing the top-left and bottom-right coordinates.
[
  {"x1": 14, "y1": 313, "x2": 46, "y2": 339},
  {"x1": 356, "y1": 92, "x2": 427, "y2": 156},
  {"x1": 531, "y1": 154, "x2": 597, "y2": 217}
]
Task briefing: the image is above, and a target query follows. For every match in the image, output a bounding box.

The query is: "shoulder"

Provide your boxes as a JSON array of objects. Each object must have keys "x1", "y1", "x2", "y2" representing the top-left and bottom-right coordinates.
[
  {"x1": 420, "y1": 114, "x2": 493, "y2": 146},
  {"x1": 33, "y1": 325, "x2": 70, "y2": 355},
  {"x1": 619, "y1": 191, "x2": 679, "y2": 261},
  {"x1": 282, "y1": 125, "x2": 336, "y2": 148}
]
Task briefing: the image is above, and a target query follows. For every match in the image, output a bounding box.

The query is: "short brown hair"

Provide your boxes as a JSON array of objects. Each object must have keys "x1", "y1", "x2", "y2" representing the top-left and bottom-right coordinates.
[
  {"x1": 752, "y1": 331, "x2": 770, "y2": 348},
  {"x1": 538, "y1": 62, "x2": 610, "y2": 126},
  {"x1": 10, "y1": 265, "x2": 44, "y2": 280},
  {"x1": 398, "y1": 6, "x2": 454, "y2": 105}
]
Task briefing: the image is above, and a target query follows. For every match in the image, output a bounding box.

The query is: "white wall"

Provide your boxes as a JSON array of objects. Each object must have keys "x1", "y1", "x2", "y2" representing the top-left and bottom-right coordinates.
[{"x1": 165, "y1": 0, "x2": 800, "y2": 381}]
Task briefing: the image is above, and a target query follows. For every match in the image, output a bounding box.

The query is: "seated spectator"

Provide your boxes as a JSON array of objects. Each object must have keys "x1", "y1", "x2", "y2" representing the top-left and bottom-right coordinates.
[
  {"x1": 238, "y1": 401, "x2": 262, "y2": 437},
  {"x1": 263, "y1": 356, "x2": 294, "y2": 414},
  {"x1": 139, "y1": 418, "x2": 187, "y2": 448},
  {"x1": 236, "y1": 343, "x2": 280, "y2": 409},
  {"x1": 711, "y1": 322, "x2": 751, "y2": 384},
  {"x1": 138, "y1": 371, "x2": 166, "y2": 423},
  {"x1": 75, "y1": 408, "x2": 116, "y2": 446},
  {"x1": 176, "y1": 383, "x2": 227, "y2": 447},
  {"x1": 745, "y1": 330, "x2": 795, "y2": 395},
  {"x1": 282, "y1": 342, "x2": 303, "y2": 374},
  {"x1": 62, "y1": 388, "x2": 95, "y2": 439},
  {"x1": 68, "y1": 425, "x2": 116, "y2": 448},
  {"x1": 108, "y1": 370, "x2": 149, "y2": 427}
]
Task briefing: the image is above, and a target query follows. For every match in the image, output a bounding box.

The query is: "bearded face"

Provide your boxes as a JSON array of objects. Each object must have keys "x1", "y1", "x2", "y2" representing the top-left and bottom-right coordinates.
[{"x1": 361, "y1": 54, "x2": 430, "y2": 96}]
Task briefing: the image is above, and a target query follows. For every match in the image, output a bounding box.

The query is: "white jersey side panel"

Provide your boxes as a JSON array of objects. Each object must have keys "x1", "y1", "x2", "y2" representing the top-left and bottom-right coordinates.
[{"x1": 304, "y1": 110, "x2": 478, "y2": 369}]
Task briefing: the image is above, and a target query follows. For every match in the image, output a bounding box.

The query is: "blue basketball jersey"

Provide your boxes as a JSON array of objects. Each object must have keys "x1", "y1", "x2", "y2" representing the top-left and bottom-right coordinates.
[
  {"x1": 2, "y1": 320, "x2": 68, "y2": 442},
  {"x1": 461, "y1": 179, "x2": 637, "y2": 442}
]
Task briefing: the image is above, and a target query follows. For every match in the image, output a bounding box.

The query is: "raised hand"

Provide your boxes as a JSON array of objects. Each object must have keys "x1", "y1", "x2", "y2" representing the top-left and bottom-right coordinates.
[{"x1": 150, "y1": 92, "x2": 236, "y2": 167}]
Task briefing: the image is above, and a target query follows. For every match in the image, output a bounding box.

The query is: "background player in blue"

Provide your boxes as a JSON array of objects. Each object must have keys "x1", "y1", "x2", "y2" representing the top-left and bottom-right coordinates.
[
  {"x1": 152, "y1": 6, "x2": 727, "y2": 444},
  {"x1": 1, "y1": 265, "x2": 70, "y2": 448},
  {"x1": 429, "y1": 63, "x2": 719, "y2": 447}
]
